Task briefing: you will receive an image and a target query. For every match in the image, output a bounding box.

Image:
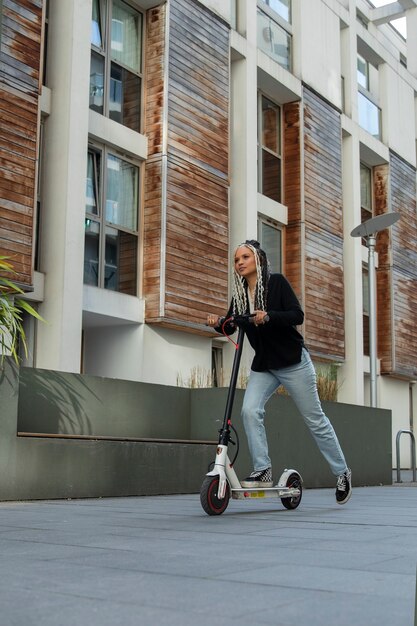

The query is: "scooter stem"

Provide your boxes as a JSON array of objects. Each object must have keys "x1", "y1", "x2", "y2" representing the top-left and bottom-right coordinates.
[{"x1": 220, "y1": 326, "x2": 245, "y2": 440}]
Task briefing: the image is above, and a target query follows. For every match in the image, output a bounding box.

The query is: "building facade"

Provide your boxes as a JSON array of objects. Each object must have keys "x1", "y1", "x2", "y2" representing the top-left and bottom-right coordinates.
[{"x1": 1, "y1": 0, "x2": 417, "y2": 465}]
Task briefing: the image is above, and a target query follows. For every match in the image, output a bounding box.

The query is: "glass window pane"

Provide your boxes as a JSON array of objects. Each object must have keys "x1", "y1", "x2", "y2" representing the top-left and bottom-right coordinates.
[
  {"x1": 257, "y1": 8, "x2": 291, "y2": 70},
  {"x1": 110, "y1": 63, "x2": 141, "y2": 132},
  {"x1": 91, "y1": 0, "x2": 103, "y2": 47},
  {"x1": 262, "y1": 97, "x2": 280, "y2": 154},
  {"x1": 362, "y1": 269, "x2": 369, "y2": 315},
  {"x1": 357, "y1": 54, "x2": 368, "y2": 89},
  {"x1": 358, "y1": 92, "x2": 380, "y2": 139},
  {"x1": 262, "y1": 150, "x2": 281, "y2": 203},
  {"x1": 105, "y1": 227, "x2": 119, "y2": 291},
  {"x1": 109, "y1": 63, "x2": 123, "y2": 123},
  {"x1": 264, "y1": 0, "x2": 291, "y2": 23},
  {"x1": 84, "y1": 219, "x2": 100, "y2": 286},
  {"x1": 360, "y1": 163, "x2": 372, "y2": 212},
  {"x1": 111, "y1": 0, "x2": 142, "y2": 73},
  {"x1": 105, "y1": 226, "x2": 137, "y2": 294},
  {"x1": 89, "y1": 52, "x2": 104, "y2": 114},
  {"x1": 86, "y1": 152, "x2": 100, "y2": 215},
  {"x1": 259, "y1": 221, "x2": 282, "y2": 273},
  {"x1": 106, "y1": 154, "x2": 139, "y2": 230}
]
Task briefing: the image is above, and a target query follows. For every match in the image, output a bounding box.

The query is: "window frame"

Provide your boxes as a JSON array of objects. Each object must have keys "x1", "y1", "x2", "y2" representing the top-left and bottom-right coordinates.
[
  {"x1": 360, "y1": 162, "x2": 373, "y2": 218},
  {"x1": 85, "y1": 142, "x2": 141, "y2": 294},
  {"x1": 257, "y1": 92, "x2": 283, "y2": 204},
  {"x1": 257, "y1": 214, "x2": 283, "y2": 274},
  {"x1": 257, "y1": 0, "x2": 292, "y2": 71},
  {"x1": 259, "y1": 0, "x2": 292, "y2": 26},
  {"x1": 90, "y1": 0, "x2": 144, "y2": 132},
  {"x1": 357, "y1": 54, "x2": 369, "y2": 90}
]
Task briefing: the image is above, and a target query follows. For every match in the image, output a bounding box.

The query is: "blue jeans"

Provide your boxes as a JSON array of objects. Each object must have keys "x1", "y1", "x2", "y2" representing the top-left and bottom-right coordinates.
[{"x1": 241, "y1": 348, "x2": 348, "y2": 476}]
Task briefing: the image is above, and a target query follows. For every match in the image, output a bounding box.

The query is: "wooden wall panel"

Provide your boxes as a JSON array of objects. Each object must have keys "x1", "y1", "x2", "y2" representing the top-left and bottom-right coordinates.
[
  {"x1": 143, "y1": 159, "x2": 163, "y2": 319},
  {"x1": 388, "y1": 153, "x2": 417, "y2": 378},
  {"x1": 283, "y1": 101, "x2": 302, "y2": 302},
  {"x1": 373, "y1": 164, "x2": 390, "y2": 366},
  {"x1": 143, "y1": 0, "x2": 229, "y2": 332},
  {"x1": 144, "y1": 3, "x2": 165, "y2": 159},
  {"x1": 303, "y1": 87, "x2": 344, "y2": 361},
  {"x1": 0, "y1": 0, "x2": 43, "y2": 286},
  {"x1": 164, "y1": 160, "x2": 228, "y2": 324},
  {"x1": 167, "y1": 0, "x2": 229, "y2": 181}
]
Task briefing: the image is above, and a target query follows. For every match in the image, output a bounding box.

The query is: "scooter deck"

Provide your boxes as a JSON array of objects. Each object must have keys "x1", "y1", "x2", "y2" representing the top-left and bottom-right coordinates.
[{"x1": 231, "y1": 486, "x2": 301, "y2": 500}]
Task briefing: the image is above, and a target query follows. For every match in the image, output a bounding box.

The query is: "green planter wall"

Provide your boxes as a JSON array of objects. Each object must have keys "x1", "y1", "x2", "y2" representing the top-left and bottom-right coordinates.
[
  {"x1": 190, "y1": 389, "x2": 392, "y2": 488},
  {"x1": 0, "y1": 359, "x2": 392, "y2": 501}
]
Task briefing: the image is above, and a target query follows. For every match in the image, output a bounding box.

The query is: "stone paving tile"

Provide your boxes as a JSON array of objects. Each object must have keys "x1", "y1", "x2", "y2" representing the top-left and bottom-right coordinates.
[{"x1": 0, "y1": 486, "x2": 415, "y2": 626}]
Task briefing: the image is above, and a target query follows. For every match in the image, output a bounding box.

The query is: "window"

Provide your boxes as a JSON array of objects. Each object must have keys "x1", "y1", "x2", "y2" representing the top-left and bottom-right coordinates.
[
  {"x1": 360, "y1": 163, "x2": 372, "y2": 222},
  {"x1": 260, "y1": 0, "x2": 291, "y2": 23},
  {"x1": 357, "y1": 54, "x2": 381, "y2": 139},
  {"x1": 84, "y1": 147, "x2": 139, "y2": 294},
  {"x1": 362, "y1": 266, "x2": 370, "y2": 355},
  {"x1": 257, "y1": 2, "x2": 292, "y2": 70},
  {"x1": 90, "y1": 0, "x2": 143, "y2": 132},
  {"x1": 257, "y1": 10, "x2": 291, "y2": 71},
  {"x1": 34, "y1": 120, "x2": 45, "y2": 272},
  {"x1": 42, "y1": 0, "x2": 49, "y2": 85},
  {"x1": 258, "y1": 94, "x2": 282, "y2": 203},
  {"x1": 258, "y1": 216, "x2": 282, "y2": 273},
  {"x1": 211, "y1": 343, "x2": 223, "y2": 388},
  {"x1": 357, "y1": 54, "x2": 369, "y2": 89},
  {"x1": 360, "y1": 163, "x2": 372, "y2": 355}
]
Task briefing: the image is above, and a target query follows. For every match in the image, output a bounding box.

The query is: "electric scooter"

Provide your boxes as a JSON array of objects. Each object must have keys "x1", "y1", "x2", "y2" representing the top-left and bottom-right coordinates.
[{"x1": 200, "y1": 314, "x2": 303, "y2": 516}]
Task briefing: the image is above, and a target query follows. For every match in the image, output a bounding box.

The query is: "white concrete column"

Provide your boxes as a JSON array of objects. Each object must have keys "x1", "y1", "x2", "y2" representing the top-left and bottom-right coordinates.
[
  {"x1": 339, "y1": 133, "x2": 365, "y2": 405},
  {"x1": 229, "y1": 1, "x2": 258, "y2": 250},
  {"x1": 36, "y1": 0, "x2": 92, "y2": 372},
  {"x1": 340, "y1": 23, "x2": 357, "y2": 120},
  {"x1": 406, "y1": 7, "x2": 417, "y2": 78}
]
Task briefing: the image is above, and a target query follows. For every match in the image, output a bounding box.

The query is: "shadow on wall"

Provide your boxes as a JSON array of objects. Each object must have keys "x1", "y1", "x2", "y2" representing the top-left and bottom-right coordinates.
[
  {"x1": 17, "y1": 368, "x2": 97, "y2": 435},
  {"x1": 16, "y1": 366, "x2": 191, "y2": 440}
]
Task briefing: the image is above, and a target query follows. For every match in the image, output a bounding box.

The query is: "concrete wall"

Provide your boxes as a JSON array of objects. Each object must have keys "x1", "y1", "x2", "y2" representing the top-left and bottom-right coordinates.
[
  {"x1": 1, "y1": 360, "x2": 213, "y2": 501},
  {"x1": 190, "y1": 388, "x2": 393, "y2": 489},
  {"x1": 0, "y1": 360, "x2": 394, "y2": 501}
]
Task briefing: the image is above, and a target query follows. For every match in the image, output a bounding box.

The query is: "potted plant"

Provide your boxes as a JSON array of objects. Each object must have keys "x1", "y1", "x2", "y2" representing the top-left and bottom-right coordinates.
[{"x1": 0, "y1": 256, "x2": 44, "y2": 363}]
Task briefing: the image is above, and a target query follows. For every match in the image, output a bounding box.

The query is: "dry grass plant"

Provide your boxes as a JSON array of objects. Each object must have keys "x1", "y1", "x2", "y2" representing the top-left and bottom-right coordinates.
[
  {"x1": 315, "y1": 364, "x2": 341, "y2": 402},
  {"x1": 177, "y1": 363, "x2": 341, "y2": 401},
  {"x1": 176, "y1": 366, "x2": 213, "y2": 389}
]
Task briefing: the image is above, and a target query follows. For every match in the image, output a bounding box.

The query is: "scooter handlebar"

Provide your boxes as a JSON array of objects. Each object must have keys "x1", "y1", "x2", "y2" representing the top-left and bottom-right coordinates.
[
  {"x1": 205, "y1": 313, "x2": 255, "y2": 327},
  {"x1": 226, "y1": 313, "x2": 256, "y2": 324}
]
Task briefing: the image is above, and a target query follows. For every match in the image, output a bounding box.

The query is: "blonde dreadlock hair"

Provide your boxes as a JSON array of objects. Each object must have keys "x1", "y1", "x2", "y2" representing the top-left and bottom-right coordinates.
[{"x1": 232, "y1": 240, "x2": 270, "y2": 315}]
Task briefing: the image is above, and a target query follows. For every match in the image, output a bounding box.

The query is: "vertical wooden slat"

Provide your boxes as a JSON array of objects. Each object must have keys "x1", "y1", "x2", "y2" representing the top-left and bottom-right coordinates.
[
  {"x1": 303, "y1": 87, "x2": 344, "y2": 361},
  {"x1": 387, "y1": 153, "x2": 417, "y2": 378},
  {"x1": 0, "y1": 0, "x2": 43, "y2": 287},
  {"x1": 283, "y1": 101, "x2": 303, "y2": 303}
]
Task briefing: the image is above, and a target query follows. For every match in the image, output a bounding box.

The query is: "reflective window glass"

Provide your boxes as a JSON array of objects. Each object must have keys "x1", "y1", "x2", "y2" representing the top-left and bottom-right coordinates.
[
  {"x1": 91, "y1": 0, "x2": 103, "y2": 47},
  {"x1": 106, "y1": 154, "x2": 139, "y2": 230},
  {"x1": 90, "y1": 52, "x2": 104, "y2": 114},
  {"x1": 111, "y1": 0, "x2": 142, "y2": 73},
  {"x1": 84, "y1": 219, "x2": 100, "y2": 286}
]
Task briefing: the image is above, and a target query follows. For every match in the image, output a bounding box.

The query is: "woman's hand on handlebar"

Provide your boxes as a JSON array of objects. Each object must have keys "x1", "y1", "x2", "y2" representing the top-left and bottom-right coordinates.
[
  {"x1": 206, "y1": 314, "x2": 221, "y2": 327},
  {"x1": 253, "y1": 310, "x2": 269, "y2": 326}
]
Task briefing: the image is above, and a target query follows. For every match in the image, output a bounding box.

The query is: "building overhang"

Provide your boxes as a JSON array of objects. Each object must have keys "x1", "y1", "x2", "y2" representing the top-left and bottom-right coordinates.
[{"x1": 370, "y1": 0, "x2": 417, "y2": 26}]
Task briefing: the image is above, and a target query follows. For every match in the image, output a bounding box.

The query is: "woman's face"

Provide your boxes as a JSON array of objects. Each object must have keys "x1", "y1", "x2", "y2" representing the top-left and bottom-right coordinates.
[{"x1": 234, "y1": 246, "x2": 257, "y2": 281}]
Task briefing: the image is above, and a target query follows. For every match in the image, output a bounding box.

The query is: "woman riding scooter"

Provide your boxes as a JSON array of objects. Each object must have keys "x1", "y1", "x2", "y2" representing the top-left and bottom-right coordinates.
[{"x1": 206, "y1": 240, "x2": 352, "y2": 505}]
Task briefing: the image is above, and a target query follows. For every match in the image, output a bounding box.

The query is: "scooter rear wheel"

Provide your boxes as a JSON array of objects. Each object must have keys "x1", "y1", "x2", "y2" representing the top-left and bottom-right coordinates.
[
  {"x1": 200, "y1": 476, "x2": 230, "y2": 515},
  {"x1": 281, "y1": 472, "x2": 302, "y2": 510}
]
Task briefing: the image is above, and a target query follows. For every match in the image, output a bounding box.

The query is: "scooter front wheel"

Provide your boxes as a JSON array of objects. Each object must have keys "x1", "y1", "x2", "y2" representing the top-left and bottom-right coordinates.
[
  {"x1": 281, "y1": 472, "x2": 302, "y2": 510},
  {"x1": 200, "y1": 476, "x2": 230, "y2": 515}
]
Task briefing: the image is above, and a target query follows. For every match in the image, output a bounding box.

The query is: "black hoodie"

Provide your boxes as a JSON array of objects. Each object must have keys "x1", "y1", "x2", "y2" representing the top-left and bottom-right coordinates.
[{"x1": 219, "y1": 273, "x2": 305, "y2": 372}]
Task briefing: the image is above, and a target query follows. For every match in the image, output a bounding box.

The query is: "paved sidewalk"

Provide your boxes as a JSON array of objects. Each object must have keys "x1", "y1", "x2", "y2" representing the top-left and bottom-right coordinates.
[{"x1": 0, "y1": 485, "x2": 416, "y2": 626}]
